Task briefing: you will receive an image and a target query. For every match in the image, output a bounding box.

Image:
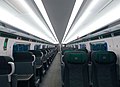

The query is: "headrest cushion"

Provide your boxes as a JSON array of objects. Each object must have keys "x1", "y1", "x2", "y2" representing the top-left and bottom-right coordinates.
[
  {"x1": 64, "y1": 51, "x2": 88, "y2": 64},
  {"x1": 92, "y1": 51, "x2": 116, "y2": 64}
]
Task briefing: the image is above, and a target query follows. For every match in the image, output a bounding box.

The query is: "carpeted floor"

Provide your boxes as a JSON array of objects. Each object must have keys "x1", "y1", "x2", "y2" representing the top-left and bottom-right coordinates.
[{"x1": 40, "y1": 53, "x2": 62, "y2": 87}]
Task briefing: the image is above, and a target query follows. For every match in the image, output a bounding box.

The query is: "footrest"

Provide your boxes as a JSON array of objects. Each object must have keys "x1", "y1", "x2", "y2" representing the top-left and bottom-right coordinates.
[{"x1": 17, "y1": 74, "x2": 33, "y2": 81}]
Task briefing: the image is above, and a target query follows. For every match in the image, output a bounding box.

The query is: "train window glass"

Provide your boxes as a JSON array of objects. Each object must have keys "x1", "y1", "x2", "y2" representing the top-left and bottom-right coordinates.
[
  {"x1": 34, "y1": 45, "x2": 41, "y2": 50},
  {"x1": 3, "y1": 38, "x2": 8, "y2": 50},
  {"x1": 80, "y1": 44, "x2": 86, "y2": 49},
  {"x1": 42, "y1": 45, "x2": 45, "y2": 49},
  {"x1": 102, "y1": 33, "x2": 111, "y2": 38},
  {"x1": 114, "y1": 30, "x2": 120, "y2": 36},
  {"x1": 13, "y1": 43, "x2": 30, "y2": 52},
  {"x1": 90, "y1": 41, "x2": 108, "y2": 51},
  {"x1": 91, "y1": 36, "x2": 99, "y2": 40},
  {"x1": 75, "y1": 45, "x2": 78, "y2": 49}
]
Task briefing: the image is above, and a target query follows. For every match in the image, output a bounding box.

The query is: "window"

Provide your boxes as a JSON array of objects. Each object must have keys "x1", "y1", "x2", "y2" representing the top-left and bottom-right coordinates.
[{"x1": 34, "y1": 45, "x2": 41, "y2": 50}]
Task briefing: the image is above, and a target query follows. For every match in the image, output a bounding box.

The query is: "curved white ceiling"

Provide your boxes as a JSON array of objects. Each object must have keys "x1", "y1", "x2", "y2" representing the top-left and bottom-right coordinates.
[
  {"x1": 0, "y1": 0, "x2": 120, "y2": 44},
  {"x1": 63, "y1": 0, "x2": 120, "y2": 43},
  {"x1": 0, "y1": 0, "x2": 58, "y2": 44}
]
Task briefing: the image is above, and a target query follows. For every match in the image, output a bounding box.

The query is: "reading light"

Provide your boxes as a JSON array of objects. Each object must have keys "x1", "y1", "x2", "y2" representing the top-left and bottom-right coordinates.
[
  {"x1": 34, "y1": 0, "x2": 59, "y2": 43},
  {"x1": 62, "y1": 0, "x2": 84, "y2": 42},
  {"x1": 0, "y1": 6, "x2": 55, "y2": 43}
]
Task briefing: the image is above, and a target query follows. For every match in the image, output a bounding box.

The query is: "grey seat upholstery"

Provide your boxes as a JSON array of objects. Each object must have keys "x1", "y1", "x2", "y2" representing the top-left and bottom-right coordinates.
[
  {"x1": 13, "y1": 52, "x2": 36, "y2": 87},
  {"x1": 91, "y1": 51, "x2": 119, "y2": 87},
  {"x1": 0, "y1": 75, "x2": 11, "y2": 87},
  {"x1": 13, "y1": 52, "x2": 35, "y2": 75},
  {"x1": 63, "y1": 51, "x2": 89, "y2": 87},
  {"x1": 29, "y1": 50, "x2": 43, "y2": 66},
  {"x1": 0, "y1": 56, "x2": 16, "y2": 87},
  {"x1": 40, "y1": 49, "x2": 51, "y2": 74},
  {"x1": 29, "y1": 50, "x2": 43, "y2": 82},
  {"x1": 40, "y1": 49, "x2": 47, "y2": 63}
]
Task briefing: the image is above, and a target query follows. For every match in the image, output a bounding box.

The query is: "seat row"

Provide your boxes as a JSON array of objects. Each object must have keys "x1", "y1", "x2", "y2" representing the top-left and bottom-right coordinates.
[
  {"x1": 61, "y1": 49, "x2": 120, "y2": 87},
  {"x1": 0, "y1": 47, "x2": 58, "y2": 87}
]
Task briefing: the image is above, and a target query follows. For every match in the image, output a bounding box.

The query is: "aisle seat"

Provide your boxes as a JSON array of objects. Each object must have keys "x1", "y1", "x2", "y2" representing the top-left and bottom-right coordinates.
[
  {"x1": 91, "y1": 51, "x2": 119, "y2": 87},
  {"x1": 76, "y1": 48, "x2": 88, "y2": 53},
  {"x1": 13, "y1": 52, "x2": 36, "y2": 87},
  {"x1": 40, "y1": 49, "x2": 49, "y2": 74},
  {"x1": 29, "y1": 50, "x2": 43, "y2": 82},
  {"x1": 63, "y1": 51, "x2": 89, "y2": 87},
  {"x1": 0, "y1": 56, "x2": 17, "y2": 87}
]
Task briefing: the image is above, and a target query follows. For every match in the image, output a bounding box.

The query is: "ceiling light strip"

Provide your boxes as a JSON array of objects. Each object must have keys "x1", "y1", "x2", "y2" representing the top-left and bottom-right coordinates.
[
  {"x1": 65, "y1": 1, "x2": 120, "y2": 43},
  {"x1": 0, "y1": 6, "x2": 55, "y2": 43},
  {"x1": 17, "y1": 0, "x2": 56, "y2": 42},
  {"x1": 63, "y1": 0, "x2": 100, "y2": 43},
  {"x1": 62, "y1": 0, "x2": 83, "y2": 43},
  {"x1": 34, "y1": 0, "x2": 59, "y2": 42}
]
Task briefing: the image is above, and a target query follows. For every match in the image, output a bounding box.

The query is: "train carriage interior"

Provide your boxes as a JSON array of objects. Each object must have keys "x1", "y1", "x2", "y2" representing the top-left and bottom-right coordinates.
[{"x1": 0, "y1": 0, "x2": 120, "y2": 87}]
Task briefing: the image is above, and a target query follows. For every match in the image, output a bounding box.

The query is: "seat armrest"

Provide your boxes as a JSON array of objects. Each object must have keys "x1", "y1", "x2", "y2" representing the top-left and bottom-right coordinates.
[
  {"x1": 32, "y1": 55, "x2": 36, "y2": 66},
  {"x1": 8, "y1": 62, "x2": 15, "y2": 82}
]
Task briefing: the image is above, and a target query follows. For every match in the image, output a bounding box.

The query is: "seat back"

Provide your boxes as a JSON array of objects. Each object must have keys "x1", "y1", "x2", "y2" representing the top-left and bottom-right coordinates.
[
  {"x1": 0, "y1": 56, "x2": 15, "y2": 87},
  {"x1": 0, "y1": 56, "x2": 13, "y2": 74},
  {"x1": 91, "y1": 51, "x2": 119, "y2": 87},
  {"x1": 0, "y1": 75, "x2": 10, "y2": 87},
  {"x1": 40, "y1": 49, "x2": 47, "y2": 62},
  {"x1": 76, "y1": 48, "x2": 88, "y2": 53},
  {"x1": 13, "y1": 52, "x2": 34, "y2": 62},
  {"x1": 29, "y1": 50, "x2": 43, "y2": 66},
  {"x1": 62, "y1": 49, "x2": 74, "y2": 55},
  {"x1": 63, "y1": 51, "x2": 89, "y2": 87},
  {"x1": 13, "y1": 52, "x2": 35, "y2": 74}
]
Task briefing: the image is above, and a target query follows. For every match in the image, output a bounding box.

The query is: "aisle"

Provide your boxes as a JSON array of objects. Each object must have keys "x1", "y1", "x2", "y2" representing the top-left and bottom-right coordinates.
[{"x1": 40, "y1": 53, "x2": 62, "y2": 87}]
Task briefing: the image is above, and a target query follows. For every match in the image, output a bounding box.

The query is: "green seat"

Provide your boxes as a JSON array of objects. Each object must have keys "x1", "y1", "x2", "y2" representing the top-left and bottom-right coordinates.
[
  {"x1": 62, "y1": 49, "x2": 74, "y2": 55},
  {"x1": 65, "y1": 51, "x2": 88, "y2": 64},
  {"x1": 92, "y1": 51, "x2": 116, "y2": 64},
  {"x1": 91, "y1": 51, "x2": 119, "y2": 87},
  {"x1": 76, "y1": 49, "x2": 88, "y2": 53},
  {"x1": 63, "y1": 51, "x2": 89, "y2": 87}
]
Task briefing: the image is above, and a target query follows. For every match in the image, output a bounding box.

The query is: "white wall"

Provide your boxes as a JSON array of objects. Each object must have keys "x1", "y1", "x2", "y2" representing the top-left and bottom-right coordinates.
[
  {"x1": 0, "y1": 37, "x2": 46, "y2": 58},
  {"x1": 0, "y1": 37, "x2": 7, "y2": 56}
]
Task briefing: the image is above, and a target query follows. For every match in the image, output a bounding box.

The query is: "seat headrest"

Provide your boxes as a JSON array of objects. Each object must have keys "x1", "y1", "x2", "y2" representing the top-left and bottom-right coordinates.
[
  {"x1": 0, "y1": 56, "x2": 13, "y2": 74},
  {"x1": 29, "y1": 50, "x2": 42, "y2": 57},
  {"x1": 64, "y1": 51, "x2": 88, "y2": 64},
  {"x1": 76, "y1": 49, "x2": 88, "y2": 53},
  {"x1": 0, "y1": 56, "x2": 13, "y2": 62},
  {"x1": 63, "y1": 50, "x2": 75, "y2": 54},
  {"x1": 40, "y1": 49, "x2": 47, "y2": 54},
  {"x1": 62, "y1": 49, "x2": 74, "y2": 55},
  {"x1": 13, "y1": 52, "x2": 34, "y2": 62},
  {"x1": 92, "y1": 51, "x2": 117, "y2": 64}
]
